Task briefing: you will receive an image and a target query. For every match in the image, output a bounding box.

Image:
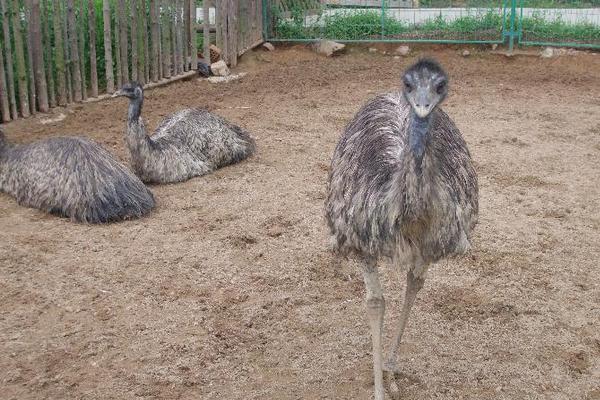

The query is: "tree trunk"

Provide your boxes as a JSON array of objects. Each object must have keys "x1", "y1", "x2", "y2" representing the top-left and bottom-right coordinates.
[
  {"x1": 0, "y1": 0, "x2": 18, "y2": 119},
  {"x1": 52, "y1": 0, "x2": 66, "y2": 106},
  {"x1": 25, "y1": 1, "x2": 37, "y2": 114},
  {"x1": 87, "y1": 0, "x2": 98, "y2": 97},
  {"x1": 130, "y1": 0, "x2": 138, "y2": 82},
  {"x1": 202, "y1": 0, "x2": 209, "y2": 66},
  {"x1": 102, "y1": 0, "x2": 114, "y2": 93},
  {"x1": 118, "y1": 0, "x2": 129, "y2": 83},
  {"x1": 66, "y1": 0, "x2": 82, "y2": 102},
  {"x1": 12, "y1": 0, "x2": 30, "y2": 117},
  {"x1": 150, "y1": 0, "x2": 159, "y2": 82},
  {"x1": 64, "y1": 3, "x2": 72, "y2": 103},
  {"x1": 140, "y1": 0, "x2": 149, "y2": 83},
  {"x1": 30, "y1": 0, "x2": 49, "y2": 112},
  {"x1": 78, "y1": 0, "x2": 87, "y2": 100},
  {"x1": 43, "y1": 0, "x2": 56, "y2": 107},
  {"x1": 161, "y1": 1, "x2": 171, "y2": 78}
]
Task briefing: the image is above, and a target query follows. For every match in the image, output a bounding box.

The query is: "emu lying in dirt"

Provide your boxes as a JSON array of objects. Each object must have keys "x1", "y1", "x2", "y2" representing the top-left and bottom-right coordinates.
[
  {"x1": 325, "y1": 59, "x2": 478, "y2": 399},
  {"x1": 0, "y1": 129, "x2": 155, "y2": 223},
  {"x1": 113, "y1": 82, "x2": 256, "y2": 184}
]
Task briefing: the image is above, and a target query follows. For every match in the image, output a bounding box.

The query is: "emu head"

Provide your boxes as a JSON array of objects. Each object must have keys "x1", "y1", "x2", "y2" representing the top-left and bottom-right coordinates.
[
  {"x1": 402, "y1": 59, "x2": 448, "y2": 119},
  {"x1": 113, "y1": 82, "x2": 144, "y2": 101}
]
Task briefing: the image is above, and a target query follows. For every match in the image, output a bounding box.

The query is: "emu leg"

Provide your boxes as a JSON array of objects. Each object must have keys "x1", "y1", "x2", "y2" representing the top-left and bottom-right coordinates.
[
  {"x1": 383, "y1": 270, "x2": 425, "y2": 398},
  {"x1": 386, "y1": 270, "x2": 425, "y2": 367},
  {"x1": 362, "y1": 259, "x2": 386, "y2": 400}
]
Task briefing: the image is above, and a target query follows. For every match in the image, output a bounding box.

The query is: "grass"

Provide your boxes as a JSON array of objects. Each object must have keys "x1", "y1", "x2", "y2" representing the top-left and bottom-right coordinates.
[{"x1": 274, "y1": 9, "x2": 600, "y2": 44}]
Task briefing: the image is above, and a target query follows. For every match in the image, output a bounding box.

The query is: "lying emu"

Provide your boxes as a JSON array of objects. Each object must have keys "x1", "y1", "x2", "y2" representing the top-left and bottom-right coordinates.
[
  {"x1": 325, "y1": 59, "x2": 478, "y2": 399},
  {"x1": 114, "y1": 82, "x2": 256, "y2": 184},
  {"x1": 0, "y1": 129, "x2": 155, "y2": 223}
]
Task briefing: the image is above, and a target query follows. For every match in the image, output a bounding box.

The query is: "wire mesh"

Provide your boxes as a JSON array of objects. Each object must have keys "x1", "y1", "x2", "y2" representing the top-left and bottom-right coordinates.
[
  {"x1": 518, "y1": 1, "x2": 600, "y2": 48},
  {"x1": 266, "y1": 0, "x2": 507, "y2": 43}
]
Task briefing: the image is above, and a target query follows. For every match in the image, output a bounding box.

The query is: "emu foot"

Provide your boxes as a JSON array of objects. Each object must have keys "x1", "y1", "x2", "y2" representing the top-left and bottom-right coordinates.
[{"x1": 383, "y1": 362, "x2": 422, "y2": 399}]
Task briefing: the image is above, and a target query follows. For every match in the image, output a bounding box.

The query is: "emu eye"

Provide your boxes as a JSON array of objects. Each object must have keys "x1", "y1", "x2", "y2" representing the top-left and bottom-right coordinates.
[
  {"x1": 404, "y1": 82, "x2": 413, "y2": 93},
  {"x1": 436, "y1": 81, "x2": 447, "y2": 94}
]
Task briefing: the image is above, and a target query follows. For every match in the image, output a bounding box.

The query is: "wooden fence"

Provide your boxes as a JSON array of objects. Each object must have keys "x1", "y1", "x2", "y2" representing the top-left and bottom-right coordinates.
[{"x1": 0, "y1": 0, "x2": 198, "y2": 123}]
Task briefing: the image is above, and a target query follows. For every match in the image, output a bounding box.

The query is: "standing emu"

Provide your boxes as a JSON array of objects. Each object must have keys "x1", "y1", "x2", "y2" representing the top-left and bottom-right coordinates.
[
  {"x1": 325, "y1": 59, "x2": 478, "y2": 399},
  {"x1": 0, "y1": 129, "x2": 155, "y2": 223},
  {"x1": 113, "y1": 82, "x2": 256, "y2": 184}
]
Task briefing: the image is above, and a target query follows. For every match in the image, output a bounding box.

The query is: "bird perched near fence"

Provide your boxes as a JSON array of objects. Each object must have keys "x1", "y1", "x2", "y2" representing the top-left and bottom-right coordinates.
[
  {"x1": 0, "y1": 129, "x2": 155, "y2": 223},
  {"x1": 113, "y1": 82, "x2": 255, "y2": 184},
  {"x1": 325, "y1": 59, "x2": 478, "y2": 399}
]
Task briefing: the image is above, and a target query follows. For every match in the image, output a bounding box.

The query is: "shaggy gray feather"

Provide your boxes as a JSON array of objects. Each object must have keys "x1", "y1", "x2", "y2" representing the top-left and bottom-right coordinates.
[
  {"x1": 117, "y1": 82, "x2": 256, "y2": 184},
  {"x1": 325, "y1": 88, "x2": 478, "y2": 265},
  {"x1": 0, "y1": 129, "x2": 155, "y2": 223}
]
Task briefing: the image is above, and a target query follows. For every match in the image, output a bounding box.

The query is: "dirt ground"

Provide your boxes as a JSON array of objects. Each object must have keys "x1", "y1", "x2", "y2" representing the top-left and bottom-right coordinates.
[{"x1": 1, "y1": 46, "x2": 599, "y2": 400}]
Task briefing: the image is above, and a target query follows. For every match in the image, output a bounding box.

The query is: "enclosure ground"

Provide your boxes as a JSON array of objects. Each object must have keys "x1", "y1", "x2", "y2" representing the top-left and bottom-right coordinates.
[{"x1": 1, "y1": 46, "x2": 599, "y2": 400}]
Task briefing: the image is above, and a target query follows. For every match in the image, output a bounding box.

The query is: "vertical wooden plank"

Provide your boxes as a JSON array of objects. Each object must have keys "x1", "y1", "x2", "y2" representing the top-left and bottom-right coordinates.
[
  {"x1": 31, "y1": 0, "x2": 49, "y2": 112},
  {"x1": 42, "y1": 0, "x2": 56, "y2": 107},
  {"x1": 118, "y1": 0, "x2": 129, "y2": 83},
  {"x1": 161, "y1": 0, "x2": 171, "y2": 78},
  {"x1": 170, "y1": 3, "x2": 177, "y2": 75},
  {"x1": 67, "y1": 0, "x2": 82, "y2": 102},
  {"x1": 0, "y1": 30, "x2": 10, "y2": 121},
  {"x1": 191, "y1": 0, "x2": 197, "y2": 70},
  {"x1": 215, "y1": 0, "x2": 225, "y2": 62},
  {"x1": 202, "y1": 0, "x2": 209, "y2": 64},
  {"x1": 183, "y1": 0, "x2": 189, "y2": 72},
  {"x1": 12, "y1": 0, "x2": 30, "y2": 116},
  {"x1": 52, "y1": 0, "x2": 66, "y2": 105},
  {"x1": 150, "y1": 0, "x2": 159, "y2": 81},
  {"x1": 87, "y1": 0, "x2": 98, "y2": 97},
  {"x1": 130, "y1": 0, "x2": 138, "y2": 81},
  {"x1": 140, "y1": 0, "x2": 149, "y2": 83},
  {"x1": 114, "y1": 0, "x2": 122, "y2": 88},
  {"x1": 102, "y1": 0, "x2": 114, "y2": 93},
  {"x1": 0, "y1": 0, "x2": 18, "y2": 119},
  {"x1": 25, "y1": 0, "x2": 37, "y2": 114},
  {"x1": 78, "y1": 0, "x2": 86, "y2": 100},
  {"x1": 227, "y1": 0, "x2": 237, "y2": 67},
  {"x1": 175, "y1": 0, "x2": 182, "y2": 75}
]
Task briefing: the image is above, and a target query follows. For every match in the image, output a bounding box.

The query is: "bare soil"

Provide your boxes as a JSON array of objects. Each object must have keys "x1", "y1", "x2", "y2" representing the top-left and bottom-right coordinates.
[{"x1": 1, "y1": 46, "x2": 599, "y2": 400}]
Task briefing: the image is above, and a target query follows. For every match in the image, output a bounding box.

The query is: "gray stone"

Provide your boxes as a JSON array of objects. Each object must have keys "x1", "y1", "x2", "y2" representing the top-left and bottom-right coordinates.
[
  {"x1": 312, "y1": 40, "x2": 346, "y2": 57},
  {"x1": 540, "y1": 47, "x2": 554, "y2": 58},
  {"x1": 368, "y1": 47, "x2": 378, "y2": 53},
  {"x1": 210, "y1": 60, "x2": 230, "y2": 77},
  {"x1": 462, "y1": 49, "x2": 471, "y2": 57}
]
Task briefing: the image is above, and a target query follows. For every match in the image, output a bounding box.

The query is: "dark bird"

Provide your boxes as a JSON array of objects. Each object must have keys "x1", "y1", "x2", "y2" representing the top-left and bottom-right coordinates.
[
  {"x1": 0, "y1": 129, "x2": 155, "y2": 223},
  {"x1": 113, "y1": 82, "x2": 255, "y2": 184},
  {"x1": 325, "y1": 59, "x2": 478, "y2": 399}
]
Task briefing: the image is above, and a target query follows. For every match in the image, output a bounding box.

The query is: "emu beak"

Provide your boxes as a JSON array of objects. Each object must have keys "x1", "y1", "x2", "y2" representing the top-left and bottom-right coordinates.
[
  {"x1": 111, "y1": 90, "x2": 123, "y2": 98},
  {"x1": 414, "y1": 105, "x2": 431, "y2": 119}
]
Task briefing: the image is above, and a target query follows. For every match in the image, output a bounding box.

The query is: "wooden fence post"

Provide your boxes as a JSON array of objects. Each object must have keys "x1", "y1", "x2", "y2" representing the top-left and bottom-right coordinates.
[
  {"x1": 118, "y1": 0, "x2": 129, "y2": 84},
  {"x1": 67, "y1": 0, "x2": 82, "y2": 102},
  {"x1": 12, "y1": 0, "x2": 30, "y2": 116},
  {"x1": 102, "y1": 0, "x2": 114, "y2": 93},
  {"x1": 150, "y1": 0, "x2": 159, "y2": 82},
  {"x1": 43, "y1": 0, "x2": 56, "y2": 108},
  {"x1": 88, "y1": 0, "x2": 98, "y2": 97},
  {"x1": 0, "y1": 34, "x2": 10, "y2": 122},
  {"x1": 31, "y1": 0, "x2": 49, "y2": 112}
]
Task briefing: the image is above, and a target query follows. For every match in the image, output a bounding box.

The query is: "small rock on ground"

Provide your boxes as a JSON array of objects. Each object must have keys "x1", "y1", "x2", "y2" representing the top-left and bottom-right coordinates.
[
  {"x1": 462, "y1": 49, "x2": 471, "y2": 57},
  {"x1": 491, "y1": 44, "x2": 498, "y2": 50},
  {"x1": 262, "y1": 42, "x2": 275, "y2": 51},
  {"x1": 395, "y1": 45, "x2": 410, "y2": 56},
  {"x1": 540, "y1": 47, "x2": 554, "y2": 58},
  {"x1": 207, "y1": 72, "x2": 247, "y2": 84},
  {"x1": 210, "y1": 60, "x2": 230, "y2": 77},
  {"x1": 311, "y1": 40, "x2": 346, "y2": 57},
  {"x1": 368, "y1": 47, "x2": 378, "y2": 53}
]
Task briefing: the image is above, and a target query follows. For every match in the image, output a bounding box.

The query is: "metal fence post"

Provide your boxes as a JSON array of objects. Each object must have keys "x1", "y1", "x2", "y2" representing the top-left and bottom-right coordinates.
[{"x1": 508, "y1": 0, "x2": 517, "y2": 52}]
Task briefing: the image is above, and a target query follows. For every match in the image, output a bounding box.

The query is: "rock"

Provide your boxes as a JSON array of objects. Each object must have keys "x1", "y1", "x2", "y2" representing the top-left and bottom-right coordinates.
[
  {"x1": 395, "y1": 45, "x2": 410, "y2": 56},
  {"x1": 368, "y1": 47, "x2": 378, "y2": 53},
  {"x1": 210, "y1": 60, "x2": 230, "y2": 77},
  {"x1": 462, "y1": 49, "x2": 471, "y2": 57},
  {"x1": 262, "y1": 42, "x2": 275, "y2": 51},
  {"x1": 311, "y1": 40, "x2": 345, "y2": 57},
  {"x1": 207, "y1": 72, "x2": 247, "y2": 84},
  {"x1": 393, "y1": 56, "x2": 400, "y2": 60},
  {"x1": 491, "y1": 44, "x2": 498, "y2": 50},
  {"x1": 40, "y1": 113, "x2": 66, "y2": 125},
  {"x1": 540, "y1": 47, "x2": 554, "y2": 58}
]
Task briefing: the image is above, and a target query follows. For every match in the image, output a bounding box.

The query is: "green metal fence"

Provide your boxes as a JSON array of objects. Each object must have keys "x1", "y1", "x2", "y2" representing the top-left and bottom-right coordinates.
[{"x1": 262, "y1": 0, "x2": 600, "y2": 49}]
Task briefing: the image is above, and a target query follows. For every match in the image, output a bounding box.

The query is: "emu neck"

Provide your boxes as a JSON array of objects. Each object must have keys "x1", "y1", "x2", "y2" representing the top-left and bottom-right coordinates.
[
  {"x1": 408, "y1": 111, "x2": 432, "y2": 172},
  {"x1": 128, "y1": 97, "x2": 144, "y2": 122}
]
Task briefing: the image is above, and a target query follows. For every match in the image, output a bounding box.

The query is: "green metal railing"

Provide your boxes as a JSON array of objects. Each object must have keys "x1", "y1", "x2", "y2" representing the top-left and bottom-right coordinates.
[{"x1": 262, "y1": 0, "x2": 600, "y2": 49}]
